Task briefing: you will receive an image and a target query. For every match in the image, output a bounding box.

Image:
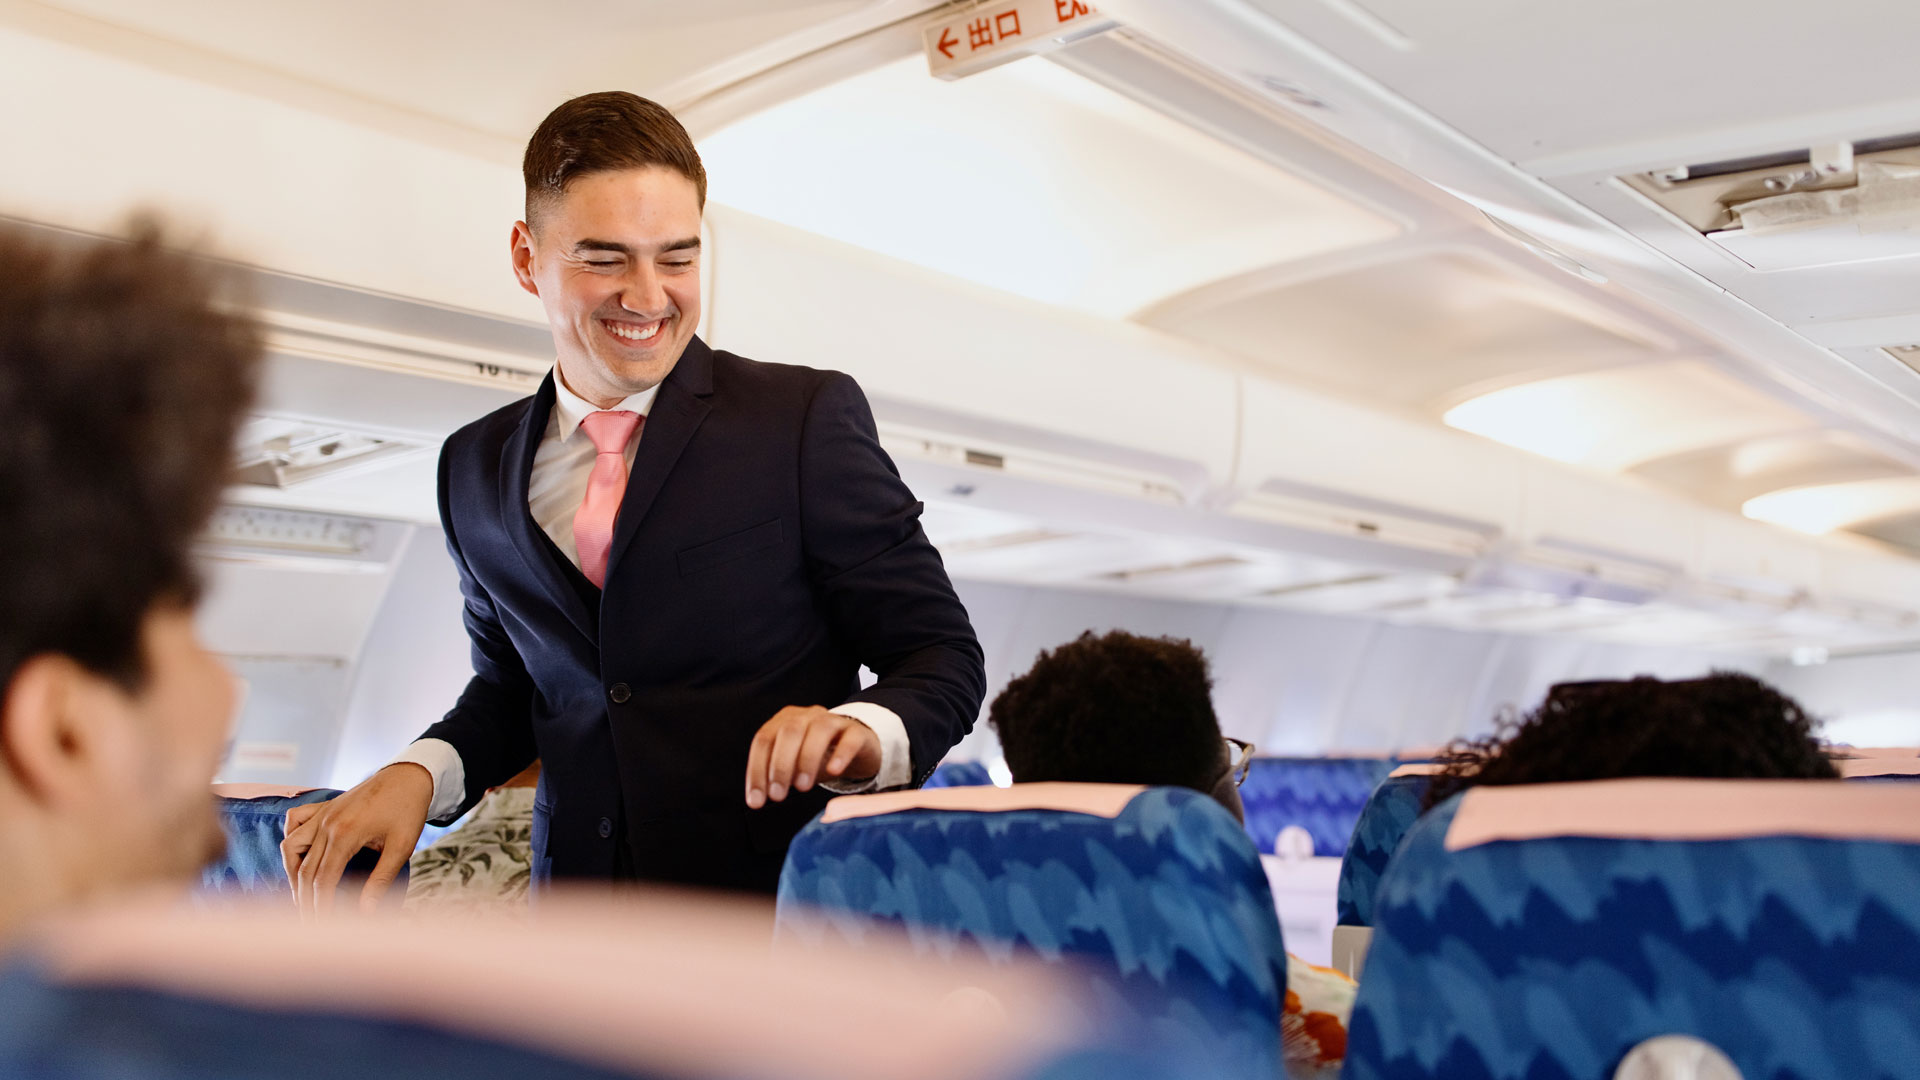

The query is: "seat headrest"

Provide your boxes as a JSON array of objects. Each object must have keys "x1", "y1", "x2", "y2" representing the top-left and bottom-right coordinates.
[
  {"x1": 820, "y1": 782, "x2": 1147, "y2": 824},
  {"x1": 1445, "y1": 778, "x2": 1920, "y2": 851},
  {"x1": 20, "y1": 890, "x2": 1105, "y2": 1080},
  {"x1": 1839, "y1": 756, "x2": 1920, "y2": 777}
]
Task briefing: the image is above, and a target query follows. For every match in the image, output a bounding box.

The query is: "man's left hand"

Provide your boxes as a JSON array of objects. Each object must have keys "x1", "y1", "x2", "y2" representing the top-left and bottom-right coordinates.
[{"x1": 745, "y1": 706, "x2": 882, "y2": 808}]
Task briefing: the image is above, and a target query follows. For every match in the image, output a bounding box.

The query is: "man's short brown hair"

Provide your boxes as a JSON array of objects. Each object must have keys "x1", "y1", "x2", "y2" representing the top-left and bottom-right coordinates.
[
  {"x1": 0, "y1": 220, "x2": 259, "y2": 690},
  {"x1": 522, "y1": 92, "x2": 707, "y2": 227}
]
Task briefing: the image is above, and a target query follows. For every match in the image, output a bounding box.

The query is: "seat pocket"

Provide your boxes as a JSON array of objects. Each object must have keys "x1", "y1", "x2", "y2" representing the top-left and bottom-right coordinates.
[{"x1": 676, "y1": 518, "x2": 783, "y2": 577}]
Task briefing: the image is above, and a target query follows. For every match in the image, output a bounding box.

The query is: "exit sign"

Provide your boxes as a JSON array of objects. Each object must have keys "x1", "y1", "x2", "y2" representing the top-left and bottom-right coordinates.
[{"x1": 923, "y1": 0, "x2": 1118, "y2": 81}]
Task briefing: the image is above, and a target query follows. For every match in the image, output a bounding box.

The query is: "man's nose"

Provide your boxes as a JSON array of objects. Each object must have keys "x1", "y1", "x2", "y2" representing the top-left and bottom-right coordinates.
[{"x1": 619, "y1": 263, "x2": 669, "y2": 316}]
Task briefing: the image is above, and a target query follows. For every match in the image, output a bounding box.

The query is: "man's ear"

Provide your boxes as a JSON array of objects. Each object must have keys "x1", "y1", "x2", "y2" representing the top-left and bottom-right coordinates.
[
  {"x1": 1, "y1": 654, "x2": 105, "y2": 805},
  {"x1": 510, "y1": 221, "x2": 541, "y2": 298}
]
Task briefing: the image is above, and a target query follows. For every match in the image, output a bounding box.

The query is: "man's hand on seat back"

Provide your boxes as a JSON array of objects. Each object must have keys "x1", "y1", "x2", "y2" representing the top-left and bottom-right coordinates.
[
  {"x1": 280, "y1": 762, "x2": 433, "y2": 916},
  {"x1": 745, "y1": 706, "x2": 882, "y2": 809}
]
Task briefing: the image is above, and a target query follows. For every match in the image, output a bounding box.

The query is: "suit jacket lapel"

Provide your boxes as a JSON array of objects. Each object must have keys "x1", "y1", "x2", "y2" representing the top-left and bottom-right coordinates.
[
  {"x1": 606, "y1": 336, "x2": 715, "y2": 579},
  {"x1": 499, "y1": 372, "x2": 598, "y2": 645}
]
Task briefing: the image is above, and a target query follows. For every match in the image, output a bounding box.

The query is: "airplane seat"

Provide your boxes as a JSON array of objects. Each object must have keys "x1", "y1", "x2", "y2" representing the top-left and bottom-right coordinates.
[
  {"x1": 0, "y1": 892, "x2": 1203, "y2": 1080},
  {"x1": 201, "y1": 785, "x2": 397, "y2": 897},
  {"x1": 922, "y1": 760, "x2": 994, "y2": 788},
  {"x1": 1335, "y1": 768, "x2": 1439, "y2": 930},
  {"x1": 775, "y1": 782, "x2": 1288, "y2": 1080},
  {"x1": 1344, "y1": 779, "x2": 1920, "y2": 1080},
  {"x1": 1238, "y1": 756, "x2": 1399, "y2": 857}
]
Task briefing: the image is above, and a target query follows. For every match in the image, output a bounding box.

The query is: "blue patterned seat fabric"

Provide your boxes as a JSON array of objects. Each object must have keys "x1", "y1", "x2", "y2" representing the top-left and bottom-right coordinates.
[
  {"x1": 922, "y1": 759, "x2": 994, "y2": 789},
  {"x1": 1239, "y1": 756, "x2": 1399, "y2": 857},
  {"x1": 777, "y1": 785, "x2": 1287, "y2": 1080},
  {"x1": 1345, "y1": 793, "x2": 1920, "y2": 1080},
  {"x1": 1336, "y1": 772, "x2": 1431, "y2": 927},
  {"x1": 201, "y1": 789, "x2": 397, "y2": 896}
]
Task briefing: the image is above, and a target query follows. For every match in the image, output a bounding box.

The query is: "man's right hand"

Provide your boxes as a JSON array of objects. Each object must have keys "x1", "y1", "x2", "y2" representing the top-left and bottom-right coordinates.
[{"x1": 280, "y1": 762, "x2": 433, "y2": 916}]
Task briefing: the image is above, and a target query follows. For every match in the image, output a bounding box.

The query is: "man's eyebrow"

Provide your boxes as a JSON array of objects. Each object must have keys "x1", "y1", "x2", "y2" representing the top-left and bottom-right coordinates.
[{"x1": 572, "y1": 237, "x2": 702, "y2": 256}]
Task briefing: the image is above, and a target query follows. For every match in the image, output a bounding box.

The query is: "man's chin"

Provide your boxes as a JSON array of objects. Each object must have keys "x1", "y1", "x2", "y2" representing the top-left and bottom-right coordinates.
[{"x1": 596, "y1": 329, "x2": 688, "y2": 373}]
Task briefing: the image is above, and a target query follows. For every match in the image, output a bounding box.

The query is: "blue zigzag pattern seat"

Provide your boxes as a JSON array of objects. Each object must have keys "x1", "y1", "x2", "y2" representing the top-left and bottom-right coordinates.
[
  {"x1": 923, "y1": 759, "x2": 994, "y2": 788},
  {"x1": 776, "y1": 783, "x2": 1288, "y2": 1080},
  {"x1": 1240, "y1": 756, "x2": 1399, "y2": 857},
  {"x1": 1336, "y1": 772, "x2": 1432, "y2": 928},
  {"x1": 1345, "y1": 779, "x2": 1920, "y2": 1080},
  {"x1": 1337, "y1": 764, "x2": 1920, "y2": 929}
]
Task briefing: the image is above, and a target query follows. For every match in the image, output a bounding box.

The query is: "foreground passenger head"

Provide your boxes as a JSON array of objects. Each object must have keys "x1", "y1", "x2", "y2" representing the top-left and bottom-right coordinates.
[
  {"x1": 0, "y1": 222, "x2": 258, "y2": 936},
  {"x1": 989, "y1": 630, "x2": 1247, "y2": 822},
  {"x1": 1422, "y1": 671, "x2": 1839, "y2": 809}
]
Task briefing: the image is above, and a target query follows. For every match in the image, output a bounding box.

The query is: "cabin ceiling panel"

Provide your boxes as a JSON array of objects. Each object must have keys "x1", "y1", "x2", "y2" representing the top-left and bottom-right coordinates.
[
  {"x1": 25, "y1": 0, "x2": 918, "y2": 138},
  {"x1": 1443, "y1": 361, "x2": 1816, "y2": 474},
  {"x1": 698, "y1": 54, "x2": 1400, "y2": 319},
  {"x1": 1144, "y1": 250, "x2": 1667, "y2": 410},
  {"x1": 1237, "y1": 0, "x2": 1920, "y2": 169},
  {"x1": 1629, "y1": 431, "x2": 1914, "y2": 514}
]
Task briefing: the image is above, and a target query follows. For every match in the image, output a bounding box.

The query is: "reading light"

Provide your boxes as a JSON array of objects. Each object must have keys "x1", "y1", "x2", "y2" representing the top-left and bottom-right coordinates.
[
  {"x1": 1741, "y1": 476, "x2": 1920, "y2": 535},
  {"x1": 1442, "y1": 362, "x2": 1808, "y2": 471}
]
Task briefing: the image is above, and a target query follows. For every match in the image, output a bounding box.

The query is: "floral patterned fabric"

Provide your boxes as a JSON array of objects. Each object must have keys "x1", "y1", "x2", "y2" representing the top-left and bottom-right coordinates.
[
  {"x1": 1282, "y1": 954, "x2": 1355, "y2": 1079},
  {"x1": 405, "y1": 787, "x2": 535, "y2": 913}
]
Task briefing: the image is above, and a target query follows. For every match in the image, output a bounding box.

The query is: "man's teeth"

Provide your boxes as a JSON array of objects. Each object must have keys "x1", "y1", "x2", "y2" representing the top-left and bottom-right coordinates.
[{"x1": 606, "y1": 321, "x2": 660, "y2": 341}]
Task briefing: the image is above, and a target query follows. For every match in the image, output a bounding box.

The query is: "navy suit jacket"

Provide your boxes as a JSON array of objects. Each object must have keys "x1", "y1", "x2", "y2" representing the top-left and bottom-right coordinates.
[{"x1": 419, "y1": 337, "x2": 985, "y2": 892}]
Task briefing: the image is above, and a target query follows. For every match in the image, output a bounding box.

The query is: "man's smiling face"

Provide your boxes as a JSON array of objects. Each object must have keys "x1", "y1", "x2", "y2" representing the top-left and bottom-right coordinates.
[{"x1": 512, "y1": 166, "x2": 703, "y2": 406}]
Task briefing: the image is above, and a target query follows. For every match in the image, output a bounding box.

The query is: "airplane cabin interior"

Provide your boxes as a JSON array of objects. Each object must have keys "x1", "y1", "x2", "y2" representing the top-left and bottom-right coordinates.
[{"x1": 1, "y1": 2, "x2": 1918, "y2": 1078}]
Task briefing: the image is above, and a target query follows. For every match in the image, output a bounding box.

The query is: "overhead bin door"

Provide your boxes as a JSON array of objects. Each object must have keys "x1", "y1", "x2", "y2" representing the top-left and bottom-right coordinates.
[
  {"x1": 703, "y1": 206, "x2": 1238, "y2": 503},
  {"x1": 1232, "y1": 374, "x2": 1521, "y2": 556}
]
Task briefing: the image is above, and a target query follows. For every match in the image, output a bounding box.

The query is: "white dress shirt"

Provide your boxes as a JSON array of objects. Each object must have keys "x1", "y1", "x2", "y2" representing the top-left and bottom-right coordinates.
[{"x1": 390, "y1": 367, "x2": 910, "y2": 823}]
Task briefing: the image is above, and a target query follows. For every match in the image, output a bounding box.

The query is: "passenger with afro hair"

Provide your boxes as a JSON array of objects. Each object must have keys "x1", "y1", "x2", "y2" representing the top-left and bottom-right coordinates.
[
  {"x1": 988, "y1": 629, "x2": 1352, "y2": 1079},
  {"x1": 1421, "y1": 671, "x2": 1839, "y2": 811}
]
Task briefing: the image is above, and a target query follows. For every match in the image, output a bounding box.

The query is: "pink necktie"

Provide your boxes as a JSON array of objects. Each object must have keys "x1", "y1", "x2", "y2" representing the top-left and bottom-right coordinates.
[{"x1": 573, "y1": 410, "x2": 644, "y2": 588}]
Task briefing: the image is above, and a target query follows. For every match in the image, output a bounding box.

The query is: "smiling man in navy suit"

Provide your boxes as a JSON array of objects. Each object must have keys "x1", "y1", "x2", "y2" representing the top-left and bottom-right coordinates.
[{"x1": 282, "y1": 92, "x2": 985, "y2": 907}]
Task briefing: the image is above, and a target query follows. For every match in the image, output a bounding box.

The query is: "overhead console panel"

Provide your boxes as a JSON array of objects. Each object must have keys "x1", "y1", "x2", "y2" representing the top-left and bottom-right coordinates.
[{"x1": 1621, "y1": 135, "x2": 1920, "y2": 271}]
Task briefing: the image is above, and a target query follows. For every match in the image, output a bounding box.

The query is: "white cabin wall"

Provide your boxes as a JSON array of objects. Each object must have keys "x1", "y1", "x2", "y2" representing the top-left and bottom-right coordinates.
[
  {"x1": 949, "y1": 579, "x2": 1766, "y2": 763},
  {"x1": 197, "y1": 553, "x2": 397, "y2": 787},
  {"x1": 328, "y1": 524, "x2": 476, "y2": 789},
  {"x1": 1765, "y1": 651, "x2": 1920, "y2": 749}
]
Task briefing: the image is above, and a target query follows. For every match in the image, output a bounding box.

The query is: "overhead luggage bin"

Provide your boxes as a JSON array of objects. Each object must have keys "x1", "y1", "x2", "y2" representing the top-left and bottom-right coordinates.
[
  {"x1": 703, "y1": 205, "x2": 1240, "y2": 505},
  {"x1": 1230, "y1": 374, "x2": 1520, "y2": 562}
]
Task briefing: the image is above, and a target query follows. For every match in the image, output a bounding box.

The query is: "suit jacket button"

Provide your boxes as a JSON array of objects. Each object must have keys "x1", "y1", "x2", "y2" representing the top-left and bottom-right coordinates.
[
  {"x1": 608, "y1": 682, "x2": 631, "y2": 704},
  {"x1": 598, "y1": 817, "x2": 613, "y2": 839}
]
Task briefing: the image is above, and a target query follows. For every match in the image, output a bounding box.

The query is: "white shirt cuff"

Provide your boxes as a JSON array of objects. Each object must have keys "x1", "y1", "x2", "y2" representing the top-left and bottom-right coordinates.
[
  {"x1": 387, "y1": 738, "x2": 467, "y2": 822},
  {"x1": 821, "y1": 702, "x2": 910, "y2": 794}
]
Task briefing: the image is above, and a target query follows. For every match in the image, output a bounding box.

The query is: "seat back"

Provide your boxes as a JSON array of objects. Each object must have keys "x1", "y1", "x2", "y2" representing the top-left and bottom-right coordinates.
[
  {"x1": 2, "y1": 891, "x2": 1202, "y2": 1080},
  {"x1": 777, "y1": 783, "x2": 1287, "y2": 1079},
  {"x1": 1345, "y1": 779, "x2": 1920, "y2": 1080},
  {"x1": 922, "y1": 759, "x2": 994, "y2": 788},
  {"x1": 1238, "y1": 755, "x2": 1398, "y2": 857},
  {"x1": 1335, "y1": 769, "x2": 1434, "y2": 928}
]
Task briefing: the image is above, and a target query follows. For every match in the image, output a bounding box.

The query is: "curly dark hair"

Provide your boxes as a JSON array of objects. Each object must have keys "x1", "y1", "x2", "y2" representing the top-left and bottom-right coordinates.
[
  {"x1": 0, "y1": 220, "x2": 259, "y2": 690},
  {"x1": 1421, "y1": 671, "x2": 1839, "y2": 810},
  {"x1": 989, "y1": 630, "x2": 1223, "y2": 793}
]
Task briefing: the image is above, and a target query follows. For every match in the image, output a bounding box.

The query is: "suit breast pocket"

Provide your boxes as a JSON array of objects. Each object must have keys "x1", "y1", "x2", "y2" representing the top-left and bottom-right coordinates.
[{"x1": 676, "y1": 518, "x2": 785, "y2": 578}]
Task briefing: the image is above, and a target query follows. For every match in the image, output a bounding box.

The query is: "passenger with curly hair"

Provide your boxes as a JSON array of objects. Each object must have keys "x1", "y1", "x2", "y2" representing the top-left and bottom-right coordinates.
[
  {"x1": 989, "y1": 630, "x2": 1354, "y2": 1079},
  {"x1": 1421, "y1": 672, "x2": 1839, "y2": 811},
  {"x1": 0, "y1": 220, "x2": 259, "y2": 940}
]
